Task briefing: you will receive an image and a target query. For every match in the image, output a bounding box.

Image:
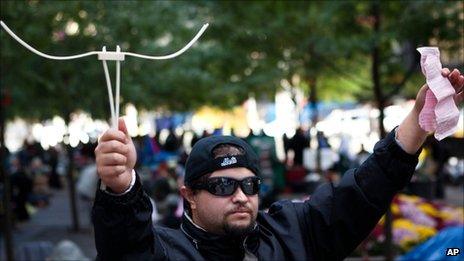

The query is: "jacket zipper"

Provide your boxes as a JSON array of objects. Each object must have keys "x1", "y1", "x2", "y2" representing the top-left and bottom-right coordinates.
[
  {"x1": 180, "y1": 224, "x2": 200, "y2": 250},
  {"x1": 192, "y1": 238, "x2": 199, "y2": 249},
  {"x1": 242, "y1": 236, "x2": 252, "y2": 256}
]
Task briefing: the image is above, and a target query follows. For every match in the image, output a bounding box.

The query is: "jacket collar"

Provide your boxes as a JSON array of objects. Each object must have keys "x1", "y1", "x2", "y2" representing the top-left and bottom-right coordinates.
[{"x1": 180, "y1": 213, "x2": 259, "y2": 260}]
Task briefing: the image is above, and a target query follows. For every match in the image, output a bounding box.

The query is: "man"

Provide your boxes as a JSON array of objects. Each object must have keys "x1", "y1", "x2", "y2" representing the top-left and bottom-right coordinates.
[{"x1": 92, "y1": 68, "x2": 463, "y2": 260}]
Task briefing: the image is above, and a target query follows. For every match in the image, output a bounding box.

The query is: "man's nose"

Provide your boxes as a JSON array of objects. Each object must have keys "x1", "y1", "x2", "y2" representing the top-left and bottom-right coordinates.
[{"x1": 231, "y1": 187, "x2": 248, "y2": 203}]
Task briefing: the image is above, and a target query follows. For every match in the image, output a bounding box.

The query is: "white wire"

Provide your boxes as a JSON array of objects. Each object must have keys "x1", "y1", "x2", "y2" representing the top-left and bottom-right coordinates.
[
  {"x1": 123, "y1": 23, "x2": 209, "y2": 60},
  {"x1": 0, "y1": 21, "x2": 99, "y2": 60},
  {"x1": 115, "y1": 45, "x2": 121, "y2": 130},
  {"x1": 101, "y1": 47, "x2": 116, "y2": 129},
  {"x1": 1, "y1": 20, "x2": 209, "y2": 61},
  {"x1": 1, "y1": 20, "x2": 209, "y2": 129}
]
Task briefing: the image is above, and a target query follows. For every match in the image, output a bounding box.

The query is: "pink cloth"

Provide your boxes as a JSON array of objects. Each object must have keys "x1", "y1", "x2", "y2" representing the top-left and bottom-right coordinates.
[{"x1": 417, "y1": 47, "x2": 460, "y2": 141}]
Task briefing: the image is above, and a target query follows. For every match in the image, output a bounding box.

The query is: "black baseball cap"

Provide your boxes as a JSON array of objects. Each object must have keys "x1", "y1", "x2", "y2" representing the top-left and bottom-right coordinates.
[{"x1": 184, "y1": 135, "x2": 260, "y2": 186}]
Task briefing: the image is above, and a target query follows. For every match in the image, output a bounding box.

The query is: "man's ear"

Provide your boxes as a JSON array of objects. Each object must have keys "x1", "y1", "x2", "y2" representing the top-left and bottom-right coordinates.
[{"x1": 180, "y1": 186, "x2": 197, "y2": 210}]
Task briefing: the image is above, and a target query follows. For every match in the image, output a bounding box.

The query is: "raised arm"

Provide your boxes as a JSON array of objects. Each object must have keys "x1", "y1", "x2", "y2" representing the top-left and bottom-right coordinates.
[
  {"x1": 299, "y1": 68, "x2": 463, "y2": 260},
  {"x1": 92, "y1": 118, "x2": 160, "y2": 260}
]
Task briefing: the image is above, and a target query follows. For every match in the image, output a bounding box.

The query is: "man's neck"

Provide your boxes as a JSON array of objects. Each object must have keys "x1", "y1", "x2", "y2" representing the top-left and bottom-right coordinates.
[{"x1": 184, "y1": 212, "x2": 208, "y2": 232}]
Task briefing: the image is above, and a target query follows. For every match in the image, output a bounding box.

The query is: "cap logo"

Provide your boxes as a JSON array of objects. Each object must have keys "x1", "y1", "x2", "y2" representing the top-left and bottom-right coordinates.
[{"x1": 220, "y1": 156, "x2": 237, "y2": 167}]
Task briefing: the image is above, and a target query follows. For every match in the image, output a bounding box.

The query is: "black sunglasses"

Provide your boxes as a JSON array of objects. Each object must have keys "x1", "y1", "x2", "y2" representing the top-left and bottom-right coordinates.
[{"x1": 191, "y1": 176, "x2": 261, "y2": 196}]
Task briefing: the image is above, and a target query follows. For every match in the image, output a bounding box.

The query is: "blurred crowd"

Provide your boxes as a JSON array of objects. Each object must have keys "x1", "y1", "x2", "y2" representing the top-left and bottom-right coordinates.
[
  {"x1": 2, "y1": 140, "x2": 98, "y2": 224},
  {"x1": 2, "y1": 126, "x2": 463, "y2": 231}
]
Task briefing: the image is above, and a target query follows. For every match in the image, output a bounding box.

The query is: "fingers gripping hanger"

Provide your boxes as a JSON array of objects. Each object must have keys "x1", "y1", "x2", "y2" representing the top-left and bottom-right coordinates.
[{"x1": 0, "y1": 20, "x2": 209, "y2": 129}]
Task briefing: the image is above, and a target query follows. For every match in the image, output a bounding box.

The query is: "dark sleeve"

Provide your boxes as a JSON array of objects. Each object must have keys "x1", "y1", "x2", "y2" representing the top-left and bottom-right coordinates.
[
  {"x1": 92, "y1": 174, "x2": 167, "y2": 260},
  {"x1": 298, "y1": 129, "x2": 420, "y2": 260}
]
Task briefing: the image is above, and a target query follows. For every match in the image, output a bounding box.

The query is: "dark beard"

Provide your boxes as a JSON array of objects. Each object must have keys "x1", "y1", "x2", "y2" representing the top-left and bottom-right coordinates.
[{"x1": 223, "y1": 220, "x2": 256, "y2": 238}]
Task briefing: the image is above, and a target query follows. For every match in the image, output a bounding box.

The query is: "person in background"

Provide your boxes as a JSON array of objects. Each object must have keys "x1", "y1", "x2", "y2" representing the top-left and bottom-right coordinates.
[{"x1": 288, "y1": 127, "x2": 310, "y2": 167}]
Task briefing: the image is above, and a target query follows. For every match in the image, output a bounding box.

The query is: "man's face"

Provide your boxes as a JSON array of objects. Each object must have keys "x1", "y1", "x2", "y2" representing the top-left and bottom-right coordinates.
[{"x1": 188, "y1": 167, "x2": 259, "y2": 236}]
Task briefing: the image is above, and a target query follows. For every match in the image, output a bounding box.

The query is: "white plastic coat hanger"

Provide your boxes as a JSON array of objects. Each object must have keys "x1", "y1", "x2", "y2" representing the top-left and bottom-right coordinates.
[{"x1": 0, "y1": 20, "x2": 209, "y2": 129}]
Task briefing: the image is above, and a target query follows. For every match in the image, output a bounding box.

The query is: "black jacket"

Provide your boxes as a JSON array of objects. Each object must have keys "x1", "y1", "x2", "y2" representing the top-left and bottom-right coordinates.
[{"x1": 92, "y1": 129, "x2": 419, "y2": 260}]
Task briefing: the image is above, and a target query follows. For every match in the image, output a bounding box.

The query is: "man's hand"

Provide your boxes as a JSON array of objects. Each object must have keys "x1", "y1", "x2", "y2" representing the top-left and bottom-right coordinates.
[
  {"x1": 413, "y1": 68, "x2": 464, "y2": 113},
  {"x1": 397, "y1": 68, "x2": 464, "y2": 154},
  {"x1": 95, "y1": 118, "x2": 137, "y2": 194}
]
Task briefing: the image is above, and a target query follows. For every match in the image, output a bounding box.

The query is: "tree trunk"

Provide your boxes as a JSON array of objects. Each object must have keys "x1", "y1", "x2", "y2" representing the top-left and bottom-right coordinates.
[
  {"x1": 65, "y1": 112, "x2": 80, "y2": 232},
  {"x1": 308, "y1": 77, "x2": 321, "y2": 173},
  {"x1": 309, "y1": 77, "x2": 318, "y2": 127},
  {"x1": 371, "y1": 2, "x2": 393, "y2": 260},
  {"x1": 1, "y1": 89, "x2": 14, "y2": 260},
  {"x1": 60, "y1": 73, "x2": 80, "y2": 232},
  {"x1": 66, "y1": 145, "x2": 80, "y2": 232}
]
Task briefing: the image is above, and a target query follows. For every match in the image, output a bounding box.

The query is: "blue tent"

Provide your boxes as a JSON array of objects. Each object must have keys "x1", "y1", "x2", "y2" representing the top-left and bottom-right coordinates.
[{"x1": 397, "y1": 226, "x2": 464, "y2": 261}]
